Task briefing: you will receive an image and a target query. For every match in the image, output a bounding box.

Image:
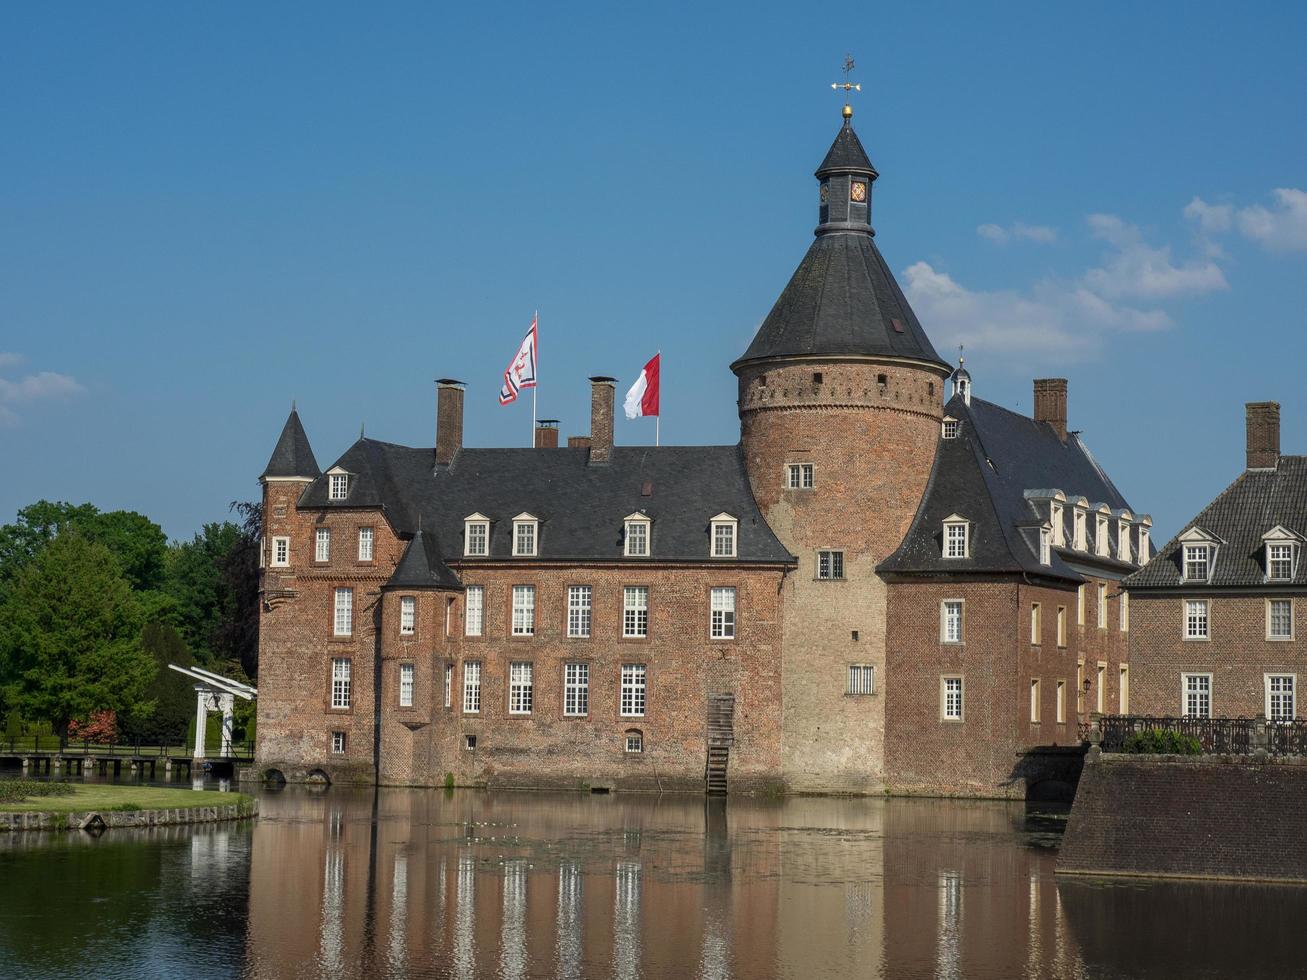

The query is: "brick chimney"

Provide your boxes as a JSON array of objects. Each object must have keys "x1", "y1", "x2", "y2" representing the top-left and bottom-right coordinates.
[
  {"x1": 1246, "y1": 401, "x2": 1281, "y2": 470},
  {"x1": 567, "y1": 435, "x2": 591, "y2": 449},
  {"x1": 534, "y1": 419, "x2": 560, "y2": 449},
  {"x1": 588, "y1": 377, "x2": 616, "y2": 464},
  {"x1": 1033, "y1": 378, "x2": 1068, "y2": 440},
  {"x1": 435, "y1": 379, "x2": 464, "y2": 466}
]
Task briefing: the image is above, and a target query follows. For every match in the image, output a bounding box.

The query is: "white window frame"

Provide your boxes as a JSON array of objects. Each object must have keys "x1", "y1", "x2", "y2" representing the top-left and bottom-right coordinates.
[
  {"x1": 940, "y1": 599, "x2": 964, "y2": 644},
  {"x1": 943, "y1": 517, "x2": 970, "y2": 559},
  {"x1": 816, "y1": 550, "x2": 844, "y2": 580},
  {"x1": 1050, "y1": 501, "x2": 1064, "y2": 548},
  {"x1": 1268, "y1": 598, "x2": 1295, "y2": 640},
  {"x1": 941, "y1": 676, "x2": 964, "y2": 722},
  {"x1": 625, "y1": 730, "x2": 644, "y2": 753},
  {"x1": 330, "y1": 657, "x2": 351, "y2": 709},
  {"x1": 1095, "y1": 514, "x2": 1110, "y2": 558},
  {"x1": 1077, "y1": 585, "x2": 1086, "y2": 625},
  {"x1": 315, "y1": 528, "x2": 331, "y2": 562},
  {"x1": 624, "y1": 514, "x2": 651, "y2": 558},
  {"x1": 462, "y1": 661, "x2": 482, "y2": 714},
  {"x1": 331, "y1": 731, "x2": 346, "y2": 754},
  {"x1": 567, "y1": 585, "x2": 592, "y2": 638},
  {"x1": 1182, "y1": 673, "x2": 1212, "y2": 718},
  {"x1": 444, "y1": 663, "x2": 453, "y2": 709},
  {"x1": 941, "y1": 417, "x2": 959, "y2": 439},
  {"x1": 620, "y1": 663, "x2": 646, "y2": 717},
  {"x1": 464, "y1": 515, "x2": 490, "y2": 557},
  {"x1": 1096, "y1": 662, "x2": 1106, "y2": 713},
  {"x1": 623, "y1": 586, "x2": 649, "y2": 638},
  {"x1": 710, "y1": 586, "x2": 736, "y2": 639},
  {"x1": 508, "y1": 662, "x2": 533, "y2": 715},
  {"x1": 1138, "y1": 526, "x2": 1150, "y2": 563},
  {"x1": 1266, "y1": 674, "x2": 1296, "y2": 722},
  {"x1": 1056, "y1": 680, "x2": 1066, "y2": 724},
  {"x1": 1056, "y1": 606, "x2": 1067, "y2": 647},
  {"x1": 1039, "y1": 527, "x2": 1051, "y2": 566},
  {"x1": 785, "y1": 462, "x2": 815, "y2": 489},
  {"x1": 1267, "y1": 541, "x2": 1297, "y2": 582},
  {"x1": 511, "y1": 585, "x2": 536, "y2": 636},
  {"x1": 328, "y1": 472, "x2": 350, "y2": 501},
  {"x1": 1183, "y1": 544, "x2": 1211, "y2": 583},
  {"x1": 512, "y1": 514, "x2": 539, "y2": 557},
  {"x1": 333, "y1": 587, "x2": 353, "y2": 637},
  {"x1": 400, "y1": 596, "x2": 416, "y2": 635},
  {"x1": 464, "y1": 585, "x2": 484, "y2": 637},
  {"x1": 1119, "y1": 664, "x2": 1130, "y2": 713},
  {"x1": 564, "y1": 662, "x2": 589, "y2": 716},
  {"x1": 1073, "y1": 507, "x2": 1087, "y2": 551},
  {"x1": 271, "y1": 535, "x2": 290, "y2": 567},
  {"x1": 1120, "y1": 591, "x2": 1130, "y2": 632},
  {"x1": 1097, "y1": 583, "x2": 1108, "y2": 629},
  {"x1": 1030, "y1": 678, "x2": 1041, "y2": 723},
  {"x1": 1184, "y1": 599, "x2": 1210, "y2": 640},
  {"x1": 1031, "y1": 603, "x2": 1042, "y2": 645},
  {"x1": 399, "y1": 663, "x2": 414, "y2": 707},
  {"x1": 1117, "y1": 519, "x2": 1132, "y2": 562},
  {"x1": 848, "y1": 665, "x2": 875, "y2": 695},
  {"x1": 710, "y1": 514, "x2": 738, "y2": 558}
]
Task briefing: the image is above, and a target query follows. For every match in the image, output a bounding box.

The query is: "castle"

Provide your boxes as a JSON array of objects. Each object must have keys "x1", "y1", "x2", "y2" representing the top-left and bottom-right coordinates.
[{"x1": 255, "y1": 106, "x2": 1151, "y2": 797}]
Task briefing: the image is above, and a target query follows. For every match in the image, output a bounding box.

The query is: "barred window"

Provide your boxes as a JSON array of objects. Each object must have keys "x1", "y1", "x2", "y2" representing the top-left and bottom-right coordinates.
[
  {"x1": 464, "y1": 586, "x2": 483, "y2": 637},
  {"x1": 512, "y1": 585, "x2": 535, "y2": 636},
  {"x1": 620, "y1": 664, "x2": 646, "y2": 717},
  {"x1": 509, "y1": 662, "x2": 533, "y2": 715},
  {"x1": 848, "y1": 665, "x2": 874, "y2": 695},
  {"x1": 399, "y1": 663, "x2": 414, "y2": 707},
  {"x1": 333, "y1": 588, "x2": 353, "y2": 636},
  {"x1": 710, "y1": 587, "x2": 736, "y2": 639},
  {"x1": 400, "y1": 596, "x2": 416, "y2": 635},
  {"x1": 623, "y1": 587, "x2": 649, "y2": 638},
  {"x1": 315, "y1": 528, "x2": 331, "y2": 562},
  {"x1": 1183, "y1": 674, "x2": 1211, "y2": 718},
  {"x1": 331, "y1": 658, "x2": 351, "y2": 709},
  {"x1": 564, "y1": 662, "x2": 589, "y2": 716},
  {"x1": 567, "y1": 585, "x2": 592, "y2": 638},
  {"x1": 1185, "y1": 599, "x2": 1209, "y2": 640},
  {"x1": 817, "y1": 550, "x2": 844, "y2": 580},
  {"x1": 462, "y1": 661, "x2": 482, "y2": 714},
  {"x1": 358, "y1": 527, "x2": 374, "y2": 561}
]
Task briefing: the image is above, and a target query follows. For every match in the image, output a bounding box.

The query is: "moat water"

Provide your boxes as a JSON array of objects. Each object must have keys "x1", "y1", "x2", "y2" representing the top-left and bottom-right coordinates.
[{"x1": 0, "y1": 782, "x2": 1301, "y2": 979}]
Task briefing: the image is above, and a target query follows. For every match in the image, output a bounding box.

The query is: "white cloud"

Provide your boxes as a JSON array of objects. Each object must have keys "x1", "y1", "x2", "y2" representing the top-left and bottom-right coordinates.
[
  {"x1": 977, "y1": 221, "x2": 1057, "y2": 245},
  {"x1": 0, "y1": 352, "x2": 24, "y2": 369},
  {"x1": 0, "y1": 359, "x2": 84, "y2": 425},
  {"x1": 1083, "y1": 213, "x2": 1227, "y2": 299},
  {"x1": 1184, "y1": 197, "x2": 1233, "y2": 234},
  {"x1": 1187, "y1": 189, "x2": 1307, "y2": 252}
]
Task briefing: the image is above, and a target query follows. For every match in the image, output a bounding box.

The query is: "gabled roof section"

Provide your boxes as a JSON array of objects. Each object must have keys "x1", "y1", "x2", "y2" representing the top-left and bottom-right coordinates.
[
  {"x1": 816, "y1": 121, "x2": 876, "y2": 177},
  {"x1": 1127, "y1": 456, "x2": 1307, "y2": 589},
  {"x1": 386, "y1": 530, "x2": 462, "y2": 591},
  {"x1": 261, "y1": 409, "x2": 321, "y2": 481}
]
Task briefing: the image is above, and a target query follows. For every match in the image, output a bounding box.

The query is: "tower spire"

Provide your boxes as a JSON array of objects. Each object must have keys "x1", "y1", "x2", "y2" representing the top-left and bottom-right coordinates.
[{"x1": 832, "y1": 54, "x2": 861, "y2": 122}]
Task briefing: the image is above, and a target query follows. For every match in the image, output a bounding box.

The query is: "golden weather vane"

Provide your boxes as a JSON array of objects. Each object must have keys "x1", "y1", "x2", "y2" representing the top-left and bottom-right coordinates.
[{"x1": 832, "y1": 54, "x2": 860, "y2": 119}]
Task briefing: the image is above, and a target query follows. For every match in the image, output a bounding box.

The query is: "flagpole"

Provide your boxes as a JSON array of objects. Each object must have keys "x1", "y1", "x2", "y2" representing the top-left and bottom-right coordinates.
[
  {"x1": 531, "y1": 310, "x2": 538, "y2": 447},
  {"x1": 655, "y1": 349, "x2": 660, "y2": 447}
]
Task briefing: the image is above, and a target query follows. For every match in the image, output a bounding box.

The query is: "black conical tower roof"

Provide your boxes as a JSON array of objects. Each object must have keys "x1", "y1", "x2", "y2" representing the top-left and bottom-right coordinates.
[
  {"x1": 261, "y1": 408, "x2": 321, "y2": 480},
  {"x1": 816, "y1": 120, "x2": 877, "y2": 177}
]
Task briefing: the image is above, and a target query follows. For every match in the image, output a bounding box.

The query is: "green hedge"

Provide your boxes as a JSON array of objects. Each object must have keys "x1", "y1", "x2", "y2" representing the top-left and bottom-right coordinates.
[
  {"x1": 1121, "y1": 729, "x2": 1203, "y2": 755},
  {"x1": 0, "y1": 779, "x2": 77, "y2": 804}
]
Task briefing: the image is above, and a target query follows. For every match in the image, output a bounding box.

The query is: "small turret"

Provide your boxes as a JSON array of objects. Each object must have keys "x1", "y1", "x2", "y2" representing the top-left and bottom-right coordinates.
[{"x1": 261, "y1": 406, "x2": 321, "y2": 482}]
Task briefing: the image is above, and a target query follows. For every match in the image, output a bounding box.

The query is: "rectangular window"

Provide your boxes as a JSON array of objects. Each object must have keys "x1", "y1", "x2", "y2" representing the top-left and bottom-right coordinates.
[
  {"x1": 1051, "y1": 504, "x2": 1064, "y2": 547},
  {"x1": 330, "y1": 658, "x2": 351, "y2": 709},
  {"x1": 508, "y1": 662, "x2": 533, "y2": 715},
  {"x1": 1077, "y1": 662, "x2": 1085, "y2": 714},
  {"x1": 358, "y1": 527, "x2": 374, "y2": 561},
  {"x1": 1268, "y1": 675, "x2": 1295, "y2": 721},
  {"x1": 848, "y1": 664, "x2": 875, "y2": 695},
  {"x1": 625, "y1": 521, "x2": 649, "y2": 557},
  {"x1": 400, "y1": 596, "x2": 416, "y2": 635},
  {"x1": 1077, "y1": 585, "x2": 1086, "y2": 625},
  {"x1": 942, "y1": 419, "x2": 959, "y2": 439},
  {"x1": 462, "y1": 661, "x2": 482, "y2": 714},
  {"x1": 712, "y1": 522, "x2": 736, "y2": 558},
  {"x1": 1269, "y1": 599, "x2": 1294, "y2": 639},
  {"x1": 1056, "y1": 606, "x2": 1067, "y2": 647},
  {"x1": 786, "y1": 463, "x2": 815, "y2": 489},
  {"x1": 1097, "y1": 584, "x2": 1107, "y2": 629},
  {"x1": 331, "y1": 731, "x2": 346, "y2": 754},
  {"x1": 399, "y1": 663, "x2": 414, "y2": 707},
  {"x1": 1121, "y1": 591, "x2": 1130, "y2": 632},
  {"x1": 710, "y1": 587, "x2": 736, "y2": 639},
  {"x1": 1183, "y1": 673, "x2": 1211, "y2": 718},
  {"x1": 1030, "y1": 678, "x2": 1041, "y2": 723},
  {"x1": 271, "y1": 536, "x2": 290, "y2": 567},
  {"x1": 620, "y1": 664, "x2": 647, "y2": 717},
  {"x1": 315, "y1": 528, "x2": 331, "y2": 562},
  {"x1": 941, "y1": 677, "x2": 964, "y2": 721},
  {"x1": 1096, "y1": 663, "x2": 1106, "y2": 713},
  {"x1": 941, "y1": 600, "x2": 963, "y2": 644},
  {"x1": 1074, "y1": 510, "x2": 1087, "y2": 550},
  {"x1": 816, "y1": 550, "x2": 845, "y2": 580},
  {"x1": 444, "y1": 664, "x2": 453, "y2": 709},
  {"x1": 1119, "y1": 665, "x2": 1129, "y2": 714},
  {"x1": 1268, "y1": 543, "x2": 1295, "y2": 581},
  {"x1": 1184, "y1": 544, "x2": 1210, "y2": 582},
  {"x1": 944, "y1": 522, "x2": 968, "y2": 558},
  {"x1": 1056, "y1": 680, "x2": 1066, "y2": 723},
  {"x1": 513, "y1": 521, "x2": 537, "y2": 557},
  {"x1": 564, "y1": 663, "x2": 589, "y2": 716},
  {"x1": 333, "y1": 588, "x2": 353, "y2": 636},
  {"x1": 1039, "y1": 528, "x2": 1051, "y2": 566},
  {"x1": 567, "y1": 585, "x2": 592, "y2": 638},
  {"x1": 623, "y1": 586, "x2": 649, "y2": 638},
  {"x1": 465, "y1": 585, "x2": 484, "y2": 637},
  {"x1": 329, "y1": 473, "x2": 349, "y2": 500},
  {"x1": 625, "y1": 731, "x2": 644, "y2": 753},
  {"x1": 1031, "y1": 603, "x2": 1042, "y2": 645},
  {"x1": 511, "y1": 585, "x2": 536, "y2": 636},
  {"x1": 1117, "y1": 521, "x2": 1131, "y2": 562},
  {"x1": 1096, "y1": 516, "x2": 1110, "y2": 557},
  {"x1": 465, "y1": 521, "x2": 488, "y2": 557},
  {"x1": 1185, "y1": 599, "x2": 1209, "y2": 640},
  {"x1": 1138, "y1": 527, "x2": 1150, "y2": 562}
]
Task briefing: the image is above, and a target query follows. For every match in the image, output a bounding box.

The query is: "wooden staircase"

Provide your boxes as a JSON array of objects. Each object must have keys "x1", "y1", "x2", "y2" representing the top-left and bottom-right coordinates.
[{"x1": 706, "y1": 694, "x2": 735, "y2": 796}]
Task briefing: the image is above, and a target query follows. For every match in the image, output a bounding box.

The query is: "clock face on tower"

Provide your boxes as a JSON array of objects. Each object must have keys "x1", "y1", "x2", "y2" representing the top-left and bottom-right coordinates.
[{"x1": 850, "y1": 181, "x2": 867, "y2": 203}]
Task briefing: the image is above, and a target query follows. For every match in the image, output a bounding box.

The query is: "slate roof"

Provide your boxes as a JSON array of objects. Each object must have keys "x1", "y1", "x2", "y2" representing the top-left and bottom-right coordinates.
[
  {"x1": 879, "y1": 394, "x2": 1147, "y2": 580},
  {"x1": 295, "y1": 440, "x2": 794, "y2": 583},
  {"x1": 387, "y1": 530, "x2": 463, "y2": 591},
  {"x1": 816, "y1": 121, "x2": 877, "y2": 177},
  {"x1": 733, "y1": 231, "x2": 951, "y2": 370},
  {"x1": 1126, "y1": 456, "x2": 1307, "y2": 590},
  {"x1": 261, "y1": 409, "x2": 321, "y2": 480}
]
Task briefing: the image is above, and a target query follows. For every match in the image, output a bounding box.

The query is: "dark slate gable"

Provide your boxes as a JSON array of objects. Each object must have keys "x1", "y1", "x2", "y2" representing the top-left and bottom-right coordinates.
[
  {"x1": 1127, "y1": 456, "x2": 1307, "y2": 590},
  {"x1": 298, "y1": 440, "x2": 793, "y2": 570},
  {"x1": 880, "y1": 395, "x2": 1143, "y2": 580},
  {"x1": 816, "y1": 122, "x2": 876, "y2": 176},
  {"x1": 261, "y1": 409, "x2": 321, "y2": 480},
  {"x1": 387, "y1": 530, "x2": 462, "y2": 591}
]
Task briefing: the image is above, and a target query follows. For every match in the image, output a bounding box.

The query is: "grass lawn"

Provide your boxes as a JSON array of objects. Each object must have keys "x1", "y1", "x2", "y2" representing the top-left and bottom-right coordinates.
[{"x1": 0, "y1": 783, "x2": 252, "y2": 814}]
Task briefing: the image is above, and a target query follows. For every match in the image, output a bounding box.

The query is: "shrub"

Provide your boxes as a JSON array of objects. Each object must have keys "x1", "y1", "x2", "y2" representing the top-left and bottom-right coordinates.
[
  {"x1": 443, "y1": 772, "x2": 455, "y2": 791},
  {"x1": 1121, "y1": 729, "x2": 1203, "y2": 755},
  {"x1": 0, "y1": 779, "x2": 77, "y2": 804},
  {"x1": 68, "y1": 710, "x2": 118, "y2": 744}
]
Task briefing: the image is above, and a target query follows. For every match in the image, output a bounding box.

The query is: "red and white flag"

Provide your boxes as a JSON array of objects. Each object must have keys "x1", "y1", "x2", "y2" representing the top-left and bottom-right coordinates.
[
  {"x1": 498, "y1": 315, "x2": 538, "y2": 405},
  {"x1": 623, "y1": 353, "x2": 660, "y2": 419}
]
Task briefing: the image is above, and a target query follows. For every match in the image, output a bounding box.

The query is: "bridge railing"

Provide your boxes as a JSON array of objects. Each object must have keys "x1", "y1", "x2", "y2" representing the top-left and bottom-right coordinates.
[
  {"x1": 0, "y1": 735, "x2": 255, "y2": 760},
  {"x1": 1093, "y1": 714, "x2": 1307, "y2": 756}
]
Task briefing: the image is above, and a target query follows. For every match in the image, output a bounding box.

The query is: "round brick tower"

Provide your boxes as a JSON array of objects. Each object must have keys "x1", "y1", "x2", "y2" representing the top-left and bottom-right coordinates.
[{"x1": 732, "y1": 106, "x2": 952, "y2": 792}]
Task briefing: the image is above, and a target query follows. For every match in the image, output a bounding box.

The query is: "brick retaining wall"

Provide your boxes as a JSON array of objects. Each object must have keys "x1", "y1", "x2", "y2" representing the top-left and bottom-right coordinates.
[{"x1": 0, "y1": 798, "x2": 258, "y2": 833}]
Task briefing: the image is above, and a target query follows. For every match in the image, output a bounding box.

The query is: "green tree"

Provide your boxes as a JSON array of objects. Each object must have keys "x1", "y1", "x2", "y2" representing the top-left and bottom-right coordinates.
[
  {"x1": 119, "y1": 623, "x2": 195, "y2": 743},
  {"x1": 0, "y1": 533, "x2": 155, "y2": 737}
]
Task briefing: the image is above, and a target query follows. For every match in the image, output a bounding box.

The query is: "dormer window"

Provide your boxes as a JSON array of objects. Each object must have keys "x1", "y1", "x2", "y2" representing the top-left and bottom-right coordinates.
[
  {"x1": 1263, "y1": 529, "x2": 1301, "y2": 581},
  {"x1": 512, "y1": 514, "x2": 538, "y2": 557},
  {"x1": 1117, "y1": 518, "x2": 1132, "y2": 562},
  {"x1": 710, "y1": 514, "x2": 738, "y2": 558},
  {"x1": 463, "y1": 514, "x2": 490, "y2": 557},
  {"x1": 1050, "y1": 502, "x2": 1064, "y2": 547},
  {"x1": 1095, "y1": 514, "x2": 1110, "y2": 558},
  {"x1": 1073, "y1": 507, "x2": 1087, "y2": 551},
  {"x1": 1039, "y1": 527, "x2": 1051, "y2": 566},
  {"x1": 943, "y1": 516, "x2": 970, "y2": 559},
  {"x1": 1183, "y1": 544, "x2": 1211, "y2": 582},
  {"x1": 942, "y1": 417, "x2": 959, "y2": 439},
  {"x1": 328, "y1": 472, "x2": 350, "y2": 501},
  {"x1": 624, "y1": 513, "x2": 651, "y2": 558},
  {"x1": 1138, "y1": 526, "x2": 1150, "y2": 563}
]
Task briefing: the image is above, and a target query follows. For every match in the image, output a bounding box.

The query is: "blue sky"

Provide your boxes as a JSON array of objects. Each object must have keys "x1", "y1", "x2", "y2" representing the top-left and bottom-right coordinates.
[{"x1": 3, "y1": 2, "x2": 1305, "y2": 541}]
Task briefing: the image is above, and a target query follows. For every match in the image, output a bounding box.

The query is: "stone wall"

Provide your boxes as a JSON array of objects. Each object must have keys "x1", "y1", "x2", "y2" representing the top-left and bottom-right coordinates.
[
  {"x1": 1059, "y1": 750, "x2": 1307, "y2": 881},
  {"x1": 0, "y1": 798, "x2": 257, "y2": 832}
]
